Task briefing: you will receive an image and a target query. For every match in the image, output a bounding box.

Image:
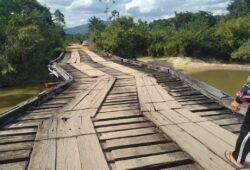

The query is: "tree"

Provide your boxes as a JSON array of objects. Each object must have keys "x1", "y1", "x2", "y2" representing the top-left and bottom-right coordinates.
[
  {"x1": 232, "y1": 39, "x2": 250, "y2": 60},
  {"x1": 95, "y1": 17, "x2": 149, "y2": 58},
  {"x1": 216, "y1": 16, "x2": 250, "y2": 57},
  {"x1": 88, "y1": 16, "x2": 105, "y2": 32},
  {"x1": 54, "y1": 9, "x2": 65, "y2": 25},
  {"x1": 228, "y1": 0, "x2": 250, "y2": 17},
  {"x1": 0, "y1": 0, "x2": 65, "y2": 81}
]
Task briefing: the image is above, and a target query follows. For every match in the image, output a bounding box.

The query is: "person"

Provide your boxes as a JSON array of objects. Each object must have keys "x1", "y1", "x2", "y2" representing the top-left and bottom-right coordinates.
[{"x1": 225, "y1": 76, "x2": 250, "y2": 169}]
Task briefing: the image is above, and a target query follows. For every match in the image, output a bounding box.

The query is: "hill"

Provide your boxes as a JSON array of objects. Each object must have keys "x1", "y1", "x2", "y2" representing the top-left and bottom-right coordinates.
[
  {"x1": 64, "y1": 24, "x2": 89, "y2": 35},
  {"x1": 65, "y1": 21, "x2": 111, "y2": 35}
]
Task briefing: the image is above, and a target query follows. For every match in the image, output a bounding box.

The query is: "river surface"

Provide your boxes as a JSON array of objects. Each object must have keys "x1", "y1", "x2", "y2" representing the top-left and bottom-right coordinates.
[
  {"x1": 187, "y1": 69, "x2": 250, "y2": 97},
  {"x1": 0, "y1": 83, "x2": 45, "y2": 113},
  {"x1": 146, "y1": 59, "x2": 250, "y2": 97}
]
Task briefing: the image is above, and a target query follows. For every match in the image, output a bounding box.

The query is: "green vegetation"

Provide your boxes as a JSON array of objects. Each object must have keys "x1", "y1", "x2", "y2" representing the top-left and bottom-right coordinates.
[
  {"x1": 88, "y1": 0, "x2": 250, "y2": 61},
  {"x1": 0, "y1": 0, "x2": 65, "y2": 86},
  {"x1": 65, "y1": 34, "x2": 87, "y2": 44}
]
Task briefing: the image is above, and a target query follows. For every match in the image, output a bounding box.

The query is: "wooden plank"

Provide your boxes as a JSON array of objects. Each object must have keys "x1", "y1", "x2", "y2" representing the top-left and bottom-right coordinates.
[
  {"x1": 96, "y1": 122, "x2": 153, "y2": 133},
  {"x1": 114, "y1": 152, "x2": 190, "y2": 170},
  {"x1": 77, "y1": 134, "x2": 109, "y2": 170},
  {"x1": 99, "y1": 127, "x2": 156, "y2": 140},
  {"x1": 162, "y1": 163, "x2": 203, "y2": 170},
  {"x1": 153, "y1": 102, "x2": 181, "y2": 110},
  {"x1": 94, "y1": 117, "x2": 147, "y2": 127},
  {"x1": 74, "y1": 78, "x2": 116, "y2": 112},
  {"x1": 18, "y1": 114, "x2": 53, "y2": 121},
  {"x1": 212, "y1": 118, "x2": 243, "y2": 126},
  {"x1": 156, "y1": 84, "x2": 176, "y2": 101},
  {"x1": 5, "y1": 121, "x2": 40, "y2": 129},
  {"x1": 71, "y1": 63, "x2": 107, "y2": 77},
  {"x1": 95, "y1": 110, "x2": 141, "y2": 121},
  {"x1": 159, "y1": 109, "x2": 189, "y2": 124},
  {"x1": 0, "y1": 134, "x2": 35, "y2": 144},
  {"x1": 143, "y1": 111, "x2": 172, "y2": 126},
  {"x1": 160, "y1": 125, "x2": 234, "y2": 170},
  {"x1": 195, "y1": 110, "x2": 230, "y2": 116},
  {"x1": 62, "y1": 80, "x2": 101, "y2": 111},
  {"x1": 198, "y1": 121, "x2": 237, "y2": 146},
  {"x1": 0, "y1": 161, "x2": 27, "y2": 170},
  {"x1": 222, "y1": 124, "x2": 241, "y2": 133},
  {"x1": 184, "y1": 104, "x2": 223, "y2": 111},
  {"x1": 56, "y1": 138, "x2": 81, "y2": 170},
  {"x1": 99, "y1": 107, "x2": 139, "y2": 113},
  {"x1": 84, "y1": 49, "x2": 106, "y2": 62},
  {"x1": 179, "y1": 122, "x2": 235, "y2": 163},
  {"x1": 57, "y1": 111, "x2": 95, "y2": 138},
  {"x1": 109, "y1": 143, "x2": 179, "y2": 161},
  {"x1": 0, "y1": 142, "x2": 34, "y2": 152},
  {"x1": 175, "y1": 109, "x2": 206, "y2": 122},
  {"x1": 144, "y1": 85, "x2": 165, "y2": 103},
  {"x1": 103, "y1": 134, "x2": 169, "y2": 150},
  {"x1": 36, "y1": 118, "x2": 57, "y2": 140},
  {"x1": 0, "y1": 128, "x2": 36, "y2": 136},
  {"x1": 28, "y1": 139, "x2": 56, "y2": 170},
  {"x1": 0, "y1": 149, "x2": 30, "y2": 162}
]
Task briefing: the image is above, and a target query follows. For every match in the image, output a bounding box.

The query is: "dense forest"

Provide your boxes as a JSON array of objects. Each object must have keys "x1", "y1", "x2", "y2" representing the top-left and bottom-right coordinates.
[
  {"x1": 0, "y1": 0, "x2": 65, "y2": 86},
  {"x1": 88, "y1": 0, "x2": 250, "y2": 61}
]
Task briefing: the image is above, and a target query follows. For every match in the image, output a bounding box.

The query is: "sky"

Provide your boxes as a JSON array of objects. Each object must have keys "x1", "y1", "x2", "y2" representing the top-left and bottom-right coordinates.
[{"x1": 37, "y1": 0, "x2": 232, "y2": 28}]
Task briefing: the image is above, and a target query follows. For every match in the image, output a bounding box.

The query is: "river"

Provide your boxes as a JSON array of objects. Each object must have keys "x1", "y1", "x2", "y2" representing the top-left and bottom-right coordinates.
[
  {"x1": 0, "y1": 71, "x2": 51, "y2": 113},
  {"x1": 143, "y1": 58, "x2": 250, "y2": 97},
  {"x1": 187, "y1": 69, "x2": 250, "y2": 97},
  {"x1": 0, "y1": 84, "x2": 45, "y2": 113}
]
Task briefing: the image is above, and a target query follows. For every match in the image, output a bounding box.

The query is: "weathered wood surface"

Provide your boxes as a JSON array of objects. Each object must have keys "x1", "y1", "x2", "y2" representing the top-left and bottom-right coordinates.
[
  {"x1": 86, "y1": 48, "x2": 246, "y2": 169},
  {"x1": 2, "y1": 45, "x2": 248, "y2": 170}
]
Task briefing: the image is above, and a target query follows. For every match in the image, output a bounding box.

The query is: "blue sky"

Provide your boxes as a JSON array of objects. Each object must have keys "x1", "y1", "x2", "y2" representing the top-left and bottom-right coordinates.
[{"x1": 37, "y1": 0, "x2": 231, "y2": 28}]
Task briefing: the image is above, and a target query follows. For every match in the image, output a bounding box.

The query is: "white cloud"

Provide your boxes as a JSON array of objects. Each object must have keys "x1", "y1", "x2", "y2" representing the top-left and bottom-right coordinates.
[
  {"x1": 66, "y1": 0, "x2": 94, "y2": 11},
  {"x1": 125, "y1": 0, "x2": 158, "y2": 13},
  {"x1": 37, "y1": 0, "x2": 232, "y2": 27}
]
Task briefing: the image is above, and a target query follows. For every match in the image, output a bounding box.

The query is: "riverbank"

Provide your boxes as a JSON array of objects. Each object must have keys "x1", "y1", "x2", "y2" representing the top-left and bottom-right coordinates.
[{"x1": 138, "y1": 56, "x2": 250, "y2": 73}]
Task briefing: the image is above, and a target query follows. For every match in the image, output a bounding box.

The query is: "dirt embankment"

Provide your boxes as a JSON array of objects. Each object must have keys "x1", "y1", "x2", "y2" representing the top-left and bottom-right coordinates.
[{"x1": 138, "y1": 56, "x2": 250, "y2": 73}]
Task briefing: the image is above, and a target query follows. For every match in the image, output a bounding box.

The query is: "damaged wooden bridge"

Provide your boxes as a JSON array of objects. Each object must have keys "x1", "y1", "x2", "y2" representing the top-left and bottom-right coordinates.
[{"x1": 0, "y1": 44, "x2": 249, "y2": 170}]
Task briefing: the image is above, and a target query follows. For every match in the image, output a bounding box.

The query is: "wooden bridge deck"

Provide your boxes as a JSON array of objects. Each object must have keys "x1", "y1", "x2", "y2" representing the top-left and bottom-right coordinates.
[{"x1": 0, "y1": 44, "x2": 249, "y2": 170}]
